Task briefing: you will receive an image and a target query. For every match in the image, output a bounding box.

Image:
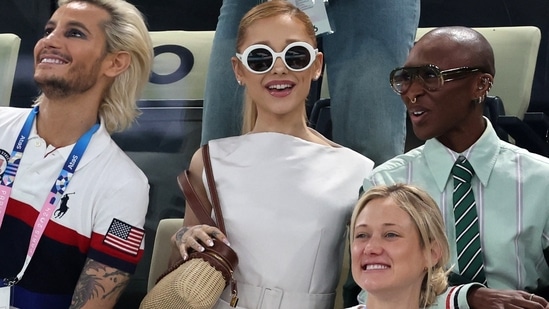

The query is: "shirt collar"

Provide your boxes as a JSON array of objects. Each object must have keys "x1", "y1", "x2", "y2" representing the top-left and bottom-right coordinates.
[
  {"x1": 424, "y1": 117, "x2": 500, "y2": 191},
  {"x1": 29, "y1": 118, "x2": 110, "y2": 171}
]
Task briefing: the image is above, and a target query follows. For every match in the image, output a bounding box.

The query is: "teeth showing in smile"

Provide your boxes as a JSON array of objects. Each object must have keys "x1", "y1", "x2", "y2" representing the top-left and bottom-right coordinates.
[
  {"x1": 412, "y1": 111, "x2": 425, "y2": 116},
  {"x1": 366, "y1": 264, "x2": 389, "y2": 270},
  {"x1": 41, "y1": 58, "x2": 65, "y2": 64},
  {"x1": 268, "y1": 84, "x2": 292, "y2": 90}
]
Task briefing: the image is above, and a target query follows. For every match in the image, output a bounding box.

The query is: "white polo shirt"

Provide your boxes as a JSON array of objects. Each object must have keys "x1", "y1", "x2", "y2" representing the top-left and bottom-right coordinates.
[{"x1": 0, "y1": 106, "x2": 149, "y2": 296}]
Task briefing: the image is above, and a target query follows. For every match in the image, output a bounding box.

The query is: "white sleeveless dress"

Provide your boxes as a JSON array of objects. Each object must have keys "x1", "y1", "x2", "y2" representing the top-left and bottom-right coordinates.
[{"x1": 206, "y1": 132, "x2": 374, "y2": 309}]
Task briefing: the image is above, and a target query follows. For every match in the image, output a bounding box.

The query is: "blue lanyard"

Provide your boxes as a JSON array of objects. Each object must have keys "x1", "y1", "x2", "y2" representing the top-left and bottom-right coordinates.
[
  {"x1": 0, "y1": 107, "x2": 38, "y2": 188},
  {"x1": 1, "y1": 106, "x2": 99, "y2": 190},
  {"x1": 0, "y1": 106, "x2": 99, "y2": 285}
]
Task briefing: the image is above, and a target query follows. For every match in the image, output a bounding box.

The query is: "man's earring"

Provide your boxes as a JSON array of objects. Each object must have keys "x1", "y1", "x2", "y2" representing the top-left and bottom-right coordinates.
[
  {"x1": 480, "y1": 78, "x2": 493, "y2": 91},
  {"x1": 479, "y1": 78, "x2": 487, "y2": 89},
  {"x1": 475, "y1": 94, "x2": 486, "y2": 104}
]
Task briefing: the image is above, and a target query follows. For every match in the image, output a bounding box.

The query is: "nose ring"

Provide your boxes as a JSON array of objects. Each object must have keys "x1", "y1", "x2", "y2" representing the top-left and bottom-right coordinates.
[{"x1": 410, "y1": 97, "x2": 417, "y2": 104}]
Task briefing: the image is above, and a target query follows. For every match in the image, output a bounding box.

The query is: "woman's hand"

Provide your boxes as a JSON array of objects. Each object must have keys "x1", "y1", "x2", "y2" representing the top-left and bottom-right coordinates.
[{"x1": 171, "y1": 224, "x2": 230, "y2": 261}]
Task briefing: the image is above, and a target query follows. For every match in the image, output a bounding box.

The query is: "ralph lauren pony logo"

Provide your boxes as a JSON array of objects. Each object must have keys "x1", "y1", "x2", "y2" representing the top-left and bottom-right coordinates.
[{"x1": 54, "y1": 192, "x2": 74, "y2": 218}]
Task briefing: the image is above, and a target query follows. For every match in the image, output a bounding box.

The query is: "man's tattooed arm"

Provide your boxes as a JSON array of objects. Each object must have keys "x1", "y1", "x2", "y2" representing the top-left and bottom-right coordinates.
[{"x1": 70, "y1": 258, "x2": 131, "y2": 309}]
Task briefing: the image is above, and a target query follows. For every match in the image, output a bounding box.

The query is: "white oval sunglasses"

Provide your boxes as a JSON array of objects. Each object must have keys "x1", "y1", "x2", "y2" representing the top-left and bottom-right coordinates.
[{"x1": 236, "y1": 41, "x2": 318, "y2": 74}]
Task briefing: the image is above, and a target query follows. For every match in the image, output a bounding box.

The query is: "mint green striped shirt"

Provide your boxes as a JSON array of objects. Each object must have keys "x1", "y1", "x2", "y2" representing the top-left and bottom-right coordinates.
[{"x1": 363, "y1": 119, "x2": 549, "y2": 305}]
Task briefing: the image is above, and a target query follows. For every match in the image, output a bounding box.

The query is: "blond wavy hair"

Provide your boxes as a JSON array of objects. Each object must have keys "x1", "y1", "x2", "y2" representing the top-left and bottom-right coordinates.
[
  {"x1": 235, "y1": 0, "x2": 317, "y2": 133},
  {"x1": 350, "y1": 184, "x2": 450, "y2": 308},
  {"x1": 34, "y1": 0, "x2": 153, "y2": 133}
]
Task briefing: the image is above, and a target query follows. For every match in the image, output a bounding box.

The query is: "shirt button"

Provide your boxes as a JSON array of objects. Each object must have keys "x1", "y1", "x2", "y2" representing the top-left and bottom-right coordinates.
[{"x1": 35, "y1": 141, "x2": 41, "y2": 147}]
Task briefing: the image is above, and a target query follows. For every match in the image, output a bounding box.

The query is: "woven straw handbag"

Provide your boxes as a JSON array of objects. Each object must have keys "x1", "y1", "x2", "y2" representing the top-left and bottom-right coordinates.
[{"x1": 140, "y1": 145, "x2": 239, "y2": 309}]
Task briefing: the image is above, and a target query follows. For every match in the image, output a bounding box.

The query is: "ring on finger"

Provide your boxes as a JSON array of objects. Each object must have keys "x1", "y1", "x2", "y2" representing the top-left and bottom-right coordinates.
[{"x1": 529, "y1": 293, "x2": 534, "y2": 301}]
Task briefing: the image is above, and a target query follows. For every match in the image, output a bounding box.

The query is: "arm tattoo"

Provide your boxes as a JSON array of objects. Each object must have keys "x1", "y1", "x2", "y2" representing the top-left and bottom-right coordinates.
[{"x1": 70, "y1": 258, "x2": 130, "y2": 309}]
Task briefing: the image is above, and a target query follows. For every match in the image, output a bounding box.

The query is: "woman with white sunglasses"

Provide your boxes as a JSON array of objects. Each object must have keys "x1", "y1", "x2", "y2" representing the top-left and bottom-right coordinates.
[{"x1": 169, "y1": 1, "x2": 374, "y2": 308}]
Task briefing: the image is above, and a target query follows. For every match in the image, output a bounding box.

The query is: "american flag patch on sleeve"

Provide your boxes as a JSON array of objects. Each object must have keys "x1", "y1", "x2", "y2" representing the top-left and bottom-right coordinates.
[{"x1": 103, "y1": 219, "x2": 145, "y2": 256}]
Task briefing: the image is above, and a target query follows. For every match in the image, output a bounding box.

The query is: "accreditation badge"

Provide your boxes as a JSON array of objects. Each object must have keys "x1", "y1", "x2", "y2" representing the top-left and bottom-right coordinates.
[
  {"x1": 286, "y1": 0, "x2": 333, "y2": 36},
  {"x1": 0, "y1": 149, "x2": 9, "y2": 177},
  {"x1": 0, "y1": 285, "x2": 10, "y2": 309}
]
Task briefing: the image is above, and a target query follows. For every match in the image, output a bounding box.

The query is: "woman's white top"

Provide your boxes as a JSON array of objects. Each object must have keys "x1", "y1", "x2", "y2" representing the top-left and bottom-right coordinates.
[{"x1": 207, "y1": 132, "x2": 373, "y2": 309}]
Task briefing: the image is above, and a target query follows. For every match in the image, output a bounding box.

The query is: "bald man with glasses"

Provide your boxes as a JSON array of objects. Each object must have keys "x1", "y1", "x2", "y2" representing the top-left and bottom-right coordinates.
[{"x1": 358, "y1": 26, "x2": 549, "y2": 309}]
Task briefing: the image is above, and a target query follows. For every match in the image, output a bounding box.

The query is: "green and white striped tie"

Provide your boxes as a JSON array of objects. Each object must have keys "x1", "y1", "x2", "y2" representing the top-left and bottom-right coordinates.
[{"x1": 452, "y1": 156, "x2": 487, "y2": 284}]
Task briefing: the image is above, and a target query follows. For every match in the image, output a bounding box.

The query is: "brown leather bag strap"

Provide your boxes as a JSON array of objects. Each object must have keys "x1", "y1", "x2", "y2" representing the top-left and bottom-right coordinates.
[
  {"x1": 201, "y1": 144, "x2": 227, "y2": 235},
  {"x1": 177, "y1": 170, "x2": 217, "y2": 228}
]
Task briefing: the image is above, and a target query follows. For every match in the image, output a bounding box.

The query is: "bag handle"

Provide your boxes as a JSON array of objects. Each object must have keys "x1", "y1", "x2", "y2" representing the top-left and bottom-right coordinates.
[
  {"x1": 201, "y1": 144, "x2": 227, "y2": 235},
  {"x1": 177, "y1": 144, "x2": 227, "y2": 235},
  {"x1": 178, "y1": 170, "x2": 217, "y2": 228}
]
